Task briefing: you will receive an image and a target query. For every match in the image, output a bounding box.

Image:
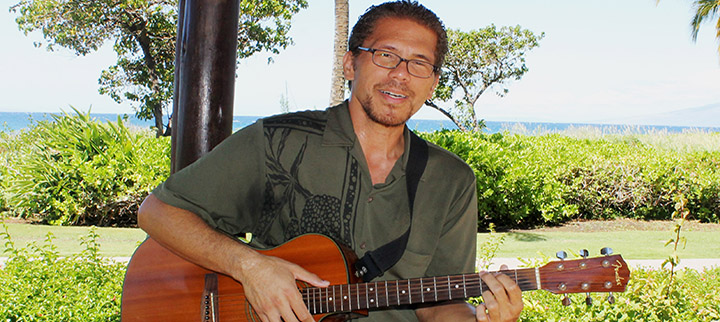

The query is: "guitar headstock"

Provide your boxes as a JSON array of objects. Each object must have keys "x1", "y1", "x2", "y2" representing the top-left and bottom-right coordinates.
[{"x1": 537, "y1": 253, "x2": 630, "y2": 294}]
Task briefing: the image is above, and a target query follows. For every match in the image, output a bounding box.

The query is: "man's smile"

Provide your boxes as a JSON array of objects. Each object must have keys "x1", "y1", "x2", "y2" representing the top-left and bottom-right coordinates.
[{"x1": 380, "y1": 90, "x2": 408, "y2": 99}]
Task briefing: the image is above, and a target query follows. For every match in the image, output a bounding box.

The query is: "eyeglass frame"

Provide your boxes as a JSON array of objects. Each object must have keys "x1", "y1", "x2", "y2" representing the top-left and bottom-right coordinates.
[{"x1": 355, "y1": 47, "x2": 439, "y2": 79}]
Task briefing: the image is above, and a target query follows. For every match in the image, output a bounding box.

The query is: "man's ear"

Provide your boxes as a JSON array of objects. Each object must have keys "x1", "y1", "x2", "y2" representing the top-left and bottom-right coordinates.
[
  {"x1": 427, "y1": 74, "x2": 440, "y2": 100},
  {"x1": 342, "y1": 51, "x2": 355, "y2": 81}
]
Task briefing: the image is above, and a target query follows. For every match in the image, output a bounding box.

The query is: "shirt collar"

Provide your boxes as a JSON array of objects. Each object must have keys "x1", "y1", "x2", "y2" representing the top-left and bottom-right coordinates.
[{"x1": 322, "y1": 100, "x2": 412, "y2": 171}]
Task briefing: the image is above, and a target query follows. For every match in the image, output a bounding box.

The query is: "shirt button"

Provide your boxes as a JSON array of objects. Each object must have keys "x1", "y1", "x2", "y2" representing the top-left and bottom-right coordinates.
[
  {"x1": 360, "y1": 242, "x2": 366, "y2": 249},
  {"x1": 367, "y1": 196, "x2": 374, "y2": 203}
]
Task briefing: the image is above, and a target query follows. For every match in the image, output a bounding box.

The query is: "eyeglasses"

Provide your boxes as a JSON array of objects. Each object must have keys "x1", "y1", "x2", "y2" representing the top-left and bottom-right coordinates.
[{"x1": 356, "y1": 47, "x2": 438, "y2": 79}]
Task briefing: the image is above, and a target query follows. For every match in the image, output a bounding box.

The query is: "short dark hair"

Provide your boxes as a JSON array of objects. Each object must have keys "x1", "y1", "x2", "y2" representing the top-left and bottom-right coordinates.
[{"x1": 348, "y1": 0, "x2": 448, "y2": 69}]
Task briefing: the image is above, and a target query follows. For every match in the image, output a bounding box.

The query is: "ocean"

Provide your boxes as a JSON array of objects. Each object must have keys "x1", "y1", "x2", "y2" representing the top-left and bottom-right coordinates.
[{"x1": 1, "y1": 111, "x2": 718, "y2": 134}]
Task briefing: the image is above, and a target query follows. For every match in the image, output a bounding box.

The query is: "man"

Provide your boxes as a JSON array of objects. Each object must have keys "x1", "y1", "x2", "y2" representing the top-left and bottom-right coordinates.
[{"x1": 138, "y1": 1, "x2": 523, "y2": 321}]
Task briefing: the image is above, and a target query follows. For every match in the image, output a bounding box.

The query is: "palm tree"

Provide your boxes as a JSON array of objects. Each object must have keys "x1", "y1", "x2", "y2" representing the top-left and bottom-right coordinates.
[
  {"x1": 329, "y1": 0, "x2": 349, "y2": 106},
  {"x1": 689, "y1": 0, "x2": 720, "y2": 59}
]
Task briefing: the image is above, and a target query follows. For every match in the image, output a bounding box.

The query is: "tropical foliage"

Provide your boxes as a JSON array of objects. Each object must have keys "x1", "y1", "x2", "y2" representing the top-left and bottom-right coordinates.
[
  {"x1": 427, "y1": 26, "x2": 544, "y2": 132},
  {"x1": 422, "y1": 130, "x2": 720, "y2": 229},
  {"x1": 690, "y1": 0, "x2": 720, "y2": 59},
  {"x1": 1, "y1": 225, "x2": 125, "y2": 321},
  {"x1": 0, "y1": 109, "x2": 170, "y2": 226},
  {"x1": 10, "y1": 0, "x2": 308, "y2": 136}
]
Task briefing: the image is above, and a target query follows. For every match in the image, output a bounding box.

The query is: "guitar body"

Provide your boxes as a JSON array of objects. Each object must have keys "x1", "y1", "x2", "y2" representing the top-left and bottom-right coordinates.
[{"x1": 121, "y1": 234, "x2": 364, "y2": 322}]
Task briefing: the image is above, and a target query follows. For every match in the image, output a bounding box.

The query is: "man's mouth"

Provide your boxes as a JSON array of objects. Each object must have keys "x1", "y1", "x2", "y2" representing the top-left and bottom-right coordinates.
[{"x1": 380, "y1": 90, "x2": 407, "y2": 99}]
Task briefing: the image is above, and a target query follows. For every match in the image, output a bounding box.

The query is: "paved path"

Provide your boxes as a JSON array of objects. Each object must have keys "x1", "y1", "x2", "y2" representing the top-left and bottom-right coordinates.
[{"x1": 486, "y1": 258, "x2": 720, "y2": 271}]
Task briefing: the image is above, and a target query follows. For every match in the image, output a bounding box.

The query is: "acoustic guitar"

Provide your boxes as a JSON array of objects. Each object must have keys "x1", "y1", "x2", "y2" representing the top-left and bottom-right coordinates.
[{"x1": 121, "y1": 234, "x2": 630, "y2": 321}]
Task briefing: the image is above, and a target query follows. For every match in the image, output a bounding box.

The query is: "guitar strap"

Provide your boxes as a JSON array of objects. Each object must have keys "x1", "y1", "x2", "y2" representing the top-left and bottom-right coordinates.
[{"x1": 354, "y1": 130, "x2": 429, "y2": 282}]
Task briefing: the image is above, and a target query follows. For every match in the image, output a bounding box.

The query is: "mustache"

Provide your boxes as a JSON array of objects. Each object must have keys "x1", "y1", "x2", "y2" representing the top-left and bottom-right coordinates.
[{"x1": 374, "y1": 81, "x2": 414, "y2": 97}]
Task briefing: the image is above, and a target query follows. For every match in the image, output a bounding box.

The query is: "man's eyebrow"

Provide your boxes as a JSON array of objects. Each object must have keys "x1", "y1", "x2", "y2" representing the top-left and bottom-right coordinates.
[{"x1": 376, "y1": 45, "x2": 434, "y2": 63}]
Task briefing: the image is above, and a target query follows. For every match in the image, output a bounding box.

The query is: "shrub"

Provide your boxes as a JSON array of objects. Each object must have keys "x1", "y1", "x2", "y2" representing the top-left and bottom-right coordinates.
[
  {"x1": 423, "y1": 130, "x2": 720, "y2": 229},
  {"x1": 0, "y1": 223, "x2": 124, "y2": 321},
  {"x1": 0, "y1": 109, "x2": 170, "y2": 226},
  {"x1": 520, "y1": 266, "x2": 720, "y2": 321}
]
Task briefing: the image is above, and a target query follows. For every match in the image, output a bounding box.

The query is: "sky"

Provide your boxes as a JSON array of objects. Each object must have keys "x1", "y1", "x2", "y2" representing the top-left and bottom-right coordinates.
[{"x1": 1, "y1": 0, "x2": 719, "y2": 125}]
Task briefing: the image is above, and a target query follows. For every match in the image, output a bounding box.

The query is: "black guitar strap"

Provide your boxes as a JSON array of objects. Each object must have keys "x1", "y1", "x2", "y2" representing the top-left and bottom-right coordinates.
[{"x1": 354, "y1": 130, "x2": 429, "y2": 282}]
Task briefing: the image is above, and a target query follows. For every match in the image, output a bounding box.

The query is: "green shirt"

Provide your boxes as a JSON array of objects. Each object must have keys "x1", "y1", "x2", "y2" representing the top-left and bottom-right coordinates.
[{"x1": 153, "y1": 102, "x2": 478, "y2": 321}]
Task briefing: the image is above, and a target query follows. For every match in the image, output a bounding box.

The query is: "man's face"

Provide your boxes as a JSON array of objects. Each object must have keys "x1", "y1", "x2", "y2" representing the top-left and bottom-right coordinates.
[{"x1": 344, "y1": 17, "x2": 440, "y2": 128}]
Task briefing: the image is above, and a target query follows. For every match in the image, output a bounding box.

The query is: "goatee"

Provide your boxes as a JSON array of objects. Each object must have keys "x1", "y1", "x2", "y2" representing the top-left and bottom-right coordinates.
[{"x1": 359, "y1": 83, "x2": 415, "y2": 128}]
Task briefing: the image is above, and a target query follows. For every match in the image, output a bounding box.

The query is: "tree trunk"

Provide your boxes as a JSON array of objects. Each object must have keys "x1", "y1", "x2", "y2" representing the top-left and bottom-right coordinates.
[
  {"x1": 329, "y1": 0, "x2": 348, "y2": 106},
  {"x1": 424, "y1": 100, "x2": 469, "y2": 132}
]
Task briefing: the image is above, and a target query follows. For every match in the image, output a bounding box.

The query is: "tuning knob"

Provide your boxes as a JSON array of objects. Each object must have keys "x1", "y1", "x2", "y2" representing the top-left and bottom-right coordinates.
[
  {"x1": 601, "y1": 247, "x2": 613, "y2": 256},
  {"x1": 579, "y1": 249, "x2": 589, "y2": 258},
  {"x1": 585, "y1": 294, "x2": 593, "y2": 306},
  {"x1": 562, "y1": 295, "x2": 571, "y2": 306},
  {"x1": 556, "y1": 251, "x2": 567, "y2": 260},
  {"x1": 607, "y1": 293, "x2": 616, "y2": 304}
]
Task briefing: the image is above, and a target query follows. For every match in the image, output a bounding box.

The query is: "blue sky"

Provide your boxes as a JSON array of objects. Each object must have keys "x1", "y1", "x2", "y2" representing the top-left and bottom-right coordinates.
[{"x1": 1, "y1": 0, "x2": 719, "y2": 124}]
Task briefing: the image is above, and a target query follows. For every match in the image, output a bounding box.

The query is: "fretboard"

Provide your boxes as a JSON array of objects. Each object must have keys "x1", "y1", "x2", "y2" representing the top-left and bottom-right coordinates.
[{"x1": 301, "y1": 268, "x2": 539, "y2": 314}]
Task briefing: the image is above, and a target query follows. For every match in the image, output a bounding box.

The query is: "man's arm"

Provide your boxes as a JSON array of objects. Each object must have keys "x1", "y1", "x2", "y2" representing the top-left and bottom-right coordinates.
[
  {"x1": 416, "y1": 267, "x2": 523, "y2": 322},
  {"x1": 137, "y1": 194, "x2": 329, "y2": 322}
]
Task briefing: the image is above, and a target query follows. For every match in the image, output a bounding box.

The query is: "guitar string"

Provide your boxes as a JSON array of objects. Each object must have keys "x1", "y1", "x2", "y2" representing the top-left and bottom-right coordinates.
[
  {"x1": 201, "y1": 264, "x2": 617, "y2": 313},
  {"x1": 212, "y1": 271, "x2": 539, "y2": 312},
  {"x1": 210, "y1": 271, "x2": 538, "y2": 303}
]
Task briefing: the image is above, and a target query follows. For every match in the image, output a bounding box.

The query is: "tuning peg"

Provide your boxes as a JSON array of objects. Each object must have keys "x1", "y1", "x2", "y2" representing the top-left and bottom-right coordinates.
[
  {"x1": 579, "y1": 249, "x2": 589, "y2": 258},
  {"x1": 601, "y1": 247, "x2": 613, "y2": 256},
  {"x1": 562, "y1": 295, "x2": 571, "y2": 306},
  {"x1": 607, "y1": 293, "x2": 616, "y2": 304},
  {"x1": 556, "y1": 251, "x2": 567, "y2": 260},
  {"x1": 585, "y1": 294, "x2": 593, "y2": 306}
]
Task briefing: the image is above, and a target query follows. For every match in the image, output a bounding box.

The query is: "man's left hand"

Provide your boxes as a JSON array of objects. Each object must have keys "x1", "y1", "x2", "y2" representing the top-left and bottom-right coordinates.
[{"x1": 474, "y1": 264, "x2": 523, "y2": 322}]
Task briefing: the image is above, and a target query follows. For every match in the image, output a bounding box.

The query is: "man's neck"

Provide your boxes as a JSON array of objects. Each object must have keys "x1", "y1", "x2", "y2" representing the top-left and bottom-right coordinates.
[{"x1": 349, "y1": 108, "x2": 406, "y2": 185}]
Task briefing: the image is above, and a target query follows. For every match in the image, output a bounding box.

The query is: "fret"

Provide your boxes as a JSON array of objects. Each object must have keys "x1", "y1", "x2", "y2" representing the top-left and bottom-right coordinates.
[
  {"x1": 479, "y1": 273, "x2": 484, "y2": 294},
  {"x1": 325, "y1": 287, "x2": 329, "y2": 314},
  {"x1": 332, "y1": 286, "x2": 337, "y2": 312},
  {"x1": 433, "y1": 276, "x2": 438, "y2": 302},
  {"x1": 364, "y1": 283, "x2": 369, "y2": 309},
  {"x1": 356, "y1": 283, "x2": 360, "y2": 310},
  {"x1": 407, "y1": 279, "x2": 412, "y2": 304},
  {"x1": 346, "y1": 284, "x2": 352, "y2": 310},
  {"x1": 340, "y1": 284, "x2": 344, "y2": 311},
  {"x1": 446, "y1": 275, "x2": 451, "y2": 300},
  {"x1": 462, "y1": 274, "x2": 467, "y2": 298},
  {"x1": 374, "y1": 282, "x2": 379, "y2": 308},
  {"x1": 312, "y1": 288, "x2": 317, "y2": 313},
  {"x1": 304, "y1": 289, "x2": 309, "y2": 313},
  {"x1": 385, "y1": 280, "x2": 390, "y2": 307},
  {"x1": 420, "y1": 278, "x2": 424, "y2": 303},
  {"x1": 395, "y1": 282, "x2": 400, "y2": 305}
]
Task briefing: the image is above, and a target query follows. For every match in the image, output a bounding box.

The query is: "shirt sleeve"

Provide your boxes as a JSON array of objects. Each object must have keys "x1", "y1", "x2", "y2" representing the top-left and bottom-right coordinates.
[{"x1": 152, "y1": 121, "x2": 265, "y2": 236}]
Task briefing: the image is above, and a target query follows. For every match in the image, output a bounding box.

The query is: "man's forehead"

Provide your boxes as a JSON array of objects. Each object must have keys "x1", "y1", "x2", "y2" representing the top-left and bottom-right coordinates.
[{"x1": 364, "y1": 17, "x2": 437, "y2": 60}]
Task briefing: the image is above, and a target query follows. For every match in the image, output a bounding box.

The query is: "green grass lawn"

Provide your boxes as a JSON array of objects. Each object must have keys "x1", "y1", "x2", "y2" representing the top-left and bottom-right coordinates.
[
  {"x1": 2, "y1": 222, "x2": 147, "y2": 257},
  {"x1": 3, "y1": 220, "x2": 719, "y2": 260},
  {"x1": 478, "y1": 230, "x2": 720, "y2": 260}
]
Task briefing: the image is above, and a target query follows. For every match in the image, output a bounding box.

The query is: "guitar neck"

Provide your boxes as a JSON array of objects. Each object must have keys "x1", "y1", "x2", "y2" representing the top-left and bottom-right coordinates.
[{"x1": 301, "y1": 268, "x2": 538, "y2": 314}]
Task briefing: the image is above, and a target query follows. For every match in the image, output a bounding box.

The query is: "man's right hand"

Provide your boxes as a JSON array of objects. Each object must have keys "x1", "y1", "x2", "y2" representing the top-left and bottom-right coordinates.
[
  {"x1": 234, "y1": 250, "x2": 330, "y2": 322},
  {"x1": 137, "y1": 194, "x2": 328, "y2": 322}
]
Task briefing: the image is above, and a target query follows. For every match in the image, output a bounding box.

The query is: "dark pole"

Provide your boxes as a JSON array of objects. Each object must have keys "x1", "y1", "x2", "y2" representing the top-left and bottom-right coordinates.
[{"x1": 171, "y1": 0, "x2": 240, "y2": 173}]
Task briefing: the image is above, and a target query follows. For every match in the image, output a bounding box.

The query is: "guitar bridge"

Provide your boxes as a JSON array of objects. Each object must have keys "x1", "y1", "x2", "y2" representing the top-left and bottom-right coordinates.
[{"x1": 202, "y1": 274, "x2": 219, "y2": 322}]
